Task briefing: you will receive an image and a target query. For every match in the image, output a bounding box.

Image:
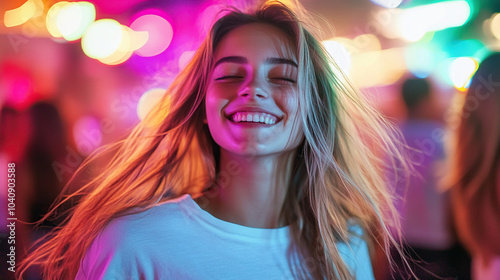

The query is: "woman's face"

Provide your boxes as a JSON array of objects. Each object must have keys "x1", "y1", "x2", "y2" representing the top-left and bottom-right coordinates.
[{"x1": 205, "y1": 23, "x2": 303, "y2": 157}]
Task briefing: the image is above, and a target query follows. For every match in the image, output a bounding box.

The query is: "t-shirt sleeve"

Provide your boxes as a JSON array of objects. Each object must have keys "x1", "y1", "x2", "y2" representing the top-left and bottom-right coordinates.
[
  {"x1": 75, "y1": 220, "x2": 165, "y2": 280},
  {"x1": 75, "y1": 227, "x2": 132, "y2": 280},
  {"x1": 337, "y1": 227, "x2": 375, "y2": 280}
]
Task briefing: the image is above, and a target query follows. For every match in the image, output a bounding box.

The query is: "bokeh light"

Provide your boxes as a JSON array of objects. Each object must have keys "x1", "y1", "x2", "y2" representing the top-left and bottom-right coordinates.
[
  {"x1": 351, "y1": 48, "x2": 406, "y2": 88},
  {"x1": 0, "y1": 63, "x2": 36, "y2": 110},
  {"x1": 371, "y1": 0, "x2": 402, "y2": 9},
  {"x1": 397, "y1": 1, "x2": 471, "y2": 42},
  {"x1": 56, "y1": 2, "x2": 96, "y2": 41},
  {"x1": 97, "y1": 25, "x2": 133, "y2": 65},
  {"x1": 322, "y1": 40, "x2": 352, "y2": 75},
  {"x1": 352, "y1": 34, "x2": 382, "y2": 53},
  {"x1": 82, "y1": 22, "x2": 147, "y2": 65},
  {"x1": 490, "y1": 13, "x2": 500, "y2": 39},
  {"x1": 46, "y1": 1, "x2": 69, "y2": 38},
  {"x1": 449, "y1": 57, "x2": 479, "y2": 91},
  {"x1": 4, "y1": 0, "x2": 44, "y2": 27},
  {"x1": 81, "y1": 19, "x2": 123, "y2": 59},
  {"x1": 98, "y1": 26, "x2": 149, "y2": 65},
  {"x1": 137, "y1": 88, "x2": 167, "y2": 121},
  {"x1": 130, "y1": 14, "x2": 173, "y2": 57}
]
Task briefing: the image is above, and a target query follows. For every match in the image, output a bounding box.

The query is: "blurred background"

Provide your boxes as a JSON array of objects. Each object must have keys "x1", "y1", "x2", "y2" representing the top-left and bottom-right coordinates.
[{"x1": 1, "y1": 0, "x2": 499, "y2": 279}]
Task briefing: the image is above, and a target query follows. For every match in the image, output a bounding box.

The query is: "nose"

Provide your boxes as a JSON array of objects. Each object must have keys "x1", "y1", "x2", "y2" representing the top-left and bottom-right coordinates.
[{"x1": 237, "y1": 77, "x2": 269, "y2": 99}]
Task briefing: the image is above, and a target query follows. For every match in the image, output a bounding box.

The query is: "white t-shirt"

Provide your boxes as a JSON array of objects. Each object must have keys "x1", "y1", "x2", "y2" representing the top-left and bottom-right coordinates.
[{"x1": 76, "y1": 194, "x2": 374, "y2": 279}]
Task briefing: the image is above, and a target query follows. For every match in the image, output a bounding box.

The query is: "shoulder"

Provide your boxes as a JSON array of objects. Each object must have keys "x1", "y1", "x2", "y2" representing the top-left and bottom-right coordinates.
[
  {"x1": 102, "y1": 195, "x2": 192, "y2": 237},
  {"x1": 76, "y1": 195, "x2": 197, "y2": 279},
  {"x1": 94, "y1": 194, "x2": 202, "y2": 253},
  {"x1": 337, "y1": 224, "x2": 375, "y2": 280}
]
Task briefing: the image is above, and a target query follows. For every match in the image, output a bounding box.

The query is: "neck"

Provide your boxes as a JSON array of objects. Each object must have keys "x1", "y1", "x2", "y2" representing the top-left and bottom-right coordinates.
[{"x1": 196, "y1": 149, "x2": 297, "y2": 228}]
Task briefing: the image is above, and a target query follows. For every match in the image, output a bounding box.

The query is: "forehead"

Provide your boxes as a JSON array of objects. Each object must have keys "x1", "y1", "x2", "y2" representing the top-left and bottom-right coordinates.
[{"x1": 213, "y1": 23, "x2": 296, "y2": 62}]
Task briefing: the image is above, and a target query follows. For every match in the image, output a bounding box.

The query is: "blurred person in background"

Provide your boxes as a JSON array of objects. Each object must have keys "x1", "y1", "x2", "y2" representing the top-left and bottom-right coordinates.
[
  {"x1": 446, "y1": 52, "x2": 500, "y2": 280},
  {"x1": 390, "y1": 77, "x2": 471, "y2": 279},
  {"x1": 0, "y1": 106, "x2": 32, "y2": 280},
  {"x1": 25, "y1": 102, "x2": 68, "y2": 229}
]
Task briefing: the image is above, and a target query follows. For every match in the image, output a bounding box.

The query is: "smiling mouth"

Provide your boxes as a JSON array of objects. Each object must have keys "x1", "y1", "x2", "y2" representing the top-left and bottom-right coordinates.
[{"x1": 228, "y1": 112, "x2": 280, "y2": 125}]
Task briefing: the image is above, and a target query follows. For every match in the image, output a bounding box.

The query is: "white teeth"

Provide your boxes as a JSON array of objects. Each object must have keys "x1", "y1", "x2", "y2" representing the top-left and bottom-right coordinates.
[{"x1": 230, "y1": 112, "x2": 278, "y2": 124}]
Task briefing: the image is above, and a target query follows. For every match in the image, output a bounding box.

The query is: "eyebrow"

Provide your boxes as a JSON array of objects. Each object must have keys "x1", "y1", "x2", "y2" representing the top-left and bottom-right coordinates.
[{"x1": 213, "y1": 56, "x2": 298, "y2": 68}]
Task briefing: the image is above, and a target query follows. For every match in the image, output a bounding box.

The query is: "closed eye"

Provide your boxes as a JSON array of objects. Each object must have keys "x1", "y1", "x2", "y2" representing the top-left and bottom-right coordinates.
[
  {"x1": 215, "y1": 75, "x2": 244, "y2": 81},
  {"x1": 271, "y1": 77, "x2": 296, "y2": 83}
]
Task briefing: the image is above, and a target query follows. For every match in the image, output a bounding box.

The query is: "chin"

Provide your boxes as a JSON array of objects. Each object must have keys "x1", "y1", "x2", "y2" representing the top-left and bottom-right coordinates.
[
  {"x1": 225, "y1": 142, "x2": 270, "y2": 157},
  {"x1": 224, "y1": 141, "x2": 299, "y2": 158}
]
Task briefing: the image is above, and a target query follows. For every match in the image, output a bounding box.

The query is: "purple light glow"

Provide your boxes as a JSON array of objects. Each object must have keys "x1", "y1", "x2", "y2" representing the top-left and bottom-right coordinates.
[{"x1": 130, "y1": 12, "x2": 174, "y2": 57}]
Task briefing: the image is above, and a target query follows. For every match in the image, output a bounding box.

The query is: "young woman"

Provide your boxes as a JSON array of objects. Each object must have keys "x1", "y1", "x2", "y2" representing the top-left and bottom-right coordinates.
[
  {"x1": 446, "y1": 52, "x2": 500, "y2": 280},
  {"x1": 19, "y1": 1, "x2": 408, "y2": 279}
]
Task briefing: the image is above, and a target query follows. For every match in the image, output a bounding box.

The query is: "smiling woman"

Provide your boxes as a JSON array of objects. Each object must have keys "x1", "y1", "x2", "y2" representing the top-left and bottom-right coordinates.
[
  {"x1": 18, "y1": 1, "x2": 409, "y2": 279},
  {"x1": 206, "y1": 23, "x2": 302, "y2": 159}
]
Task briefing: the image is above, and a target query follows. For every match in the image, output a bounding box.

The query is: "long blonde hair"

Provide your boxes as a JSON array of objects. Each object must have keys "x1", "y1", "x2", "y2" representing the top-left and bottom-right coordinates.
[{"x1": 19, "y1": 1, "x2": 408, "y2": 279}]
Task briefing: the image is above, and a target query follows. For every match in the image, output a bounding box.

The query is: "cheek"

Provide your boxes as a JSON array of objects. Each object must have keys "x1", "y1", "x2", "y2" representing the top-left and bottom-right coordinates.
[
  {"x1": 205, "y1": 88, "x2": 228, "y2": 132},
  {"x1": 205, "y1": 86, "x2": 221, "y2": 114},
  {"x1": 279, "y1": 90, "x2": 300, "y2": 120},
  {"x1": 282, "y1": 93, "x2": 304, "y2": 141},
  {"x1": 205, "y1": 93, "x2": 216, "y2": 115},
  {"x1": 289, "y1": 98, "x2": 300, "y2": 118}
]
